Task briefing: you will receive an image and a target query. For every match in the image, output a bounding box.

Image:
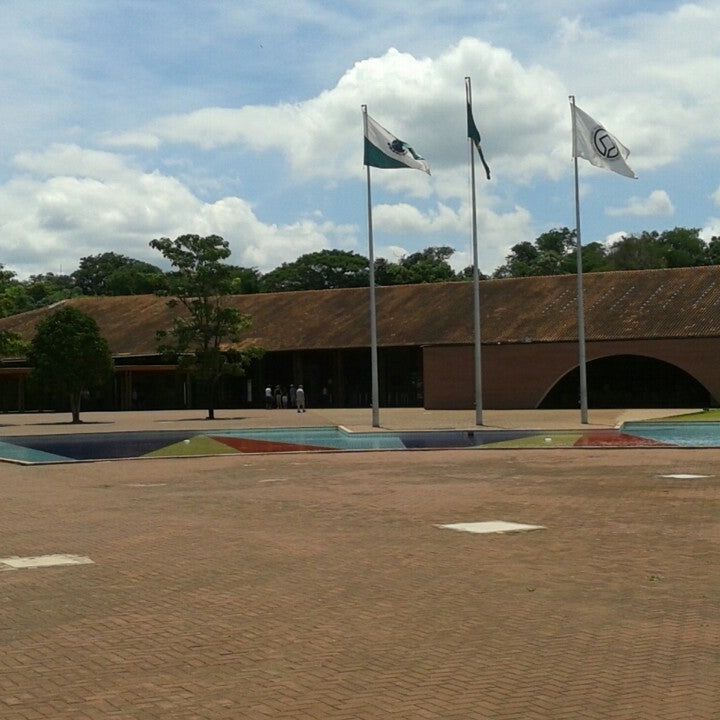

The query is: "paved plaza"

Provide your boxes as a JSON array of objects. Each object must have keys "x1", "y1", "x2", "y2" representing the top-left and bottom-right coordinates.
[{"x1": 1, "y1": 410, "x2": 718, "y2": 719}]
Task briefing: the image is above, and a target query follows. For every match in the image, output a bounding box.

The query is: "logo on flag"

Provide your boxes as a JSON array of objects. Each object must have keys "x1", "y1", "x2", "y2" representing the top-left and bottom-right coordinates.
[
  {"x1": 363, "y1": 113, "x2": 430, "y2": 174},
  {"x1": 592, "y1": 128, "x2": 620, "y2": 159}
]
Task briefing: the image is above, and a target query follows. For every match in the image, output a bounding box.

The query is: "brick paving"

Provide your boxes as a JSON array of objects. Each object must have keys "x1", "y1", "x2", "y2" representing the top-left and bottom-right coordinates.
[{"x1": 1, "y1": 436, "x2": 718, "y2": 718}]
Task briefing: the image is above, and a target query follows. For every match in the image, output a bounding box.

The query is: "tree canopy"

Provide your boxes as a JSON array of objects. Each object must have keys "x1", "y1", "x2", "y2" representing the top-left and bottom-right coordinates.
[
  {"x1": 3, "y1": 227, "x2": 720, "y2": 320},
  {"x1": 493, "y1": 226, "x2": 720, "y2": 278},
  {"x1": 28, "y1": 306, "x2": 114, "y2": 423},
  {"x1": 259, "y1": 250, "x2": 369, "y2": 292},
  {"x1": 72, "y1": 252, "x2": 165, "y2": 295}
]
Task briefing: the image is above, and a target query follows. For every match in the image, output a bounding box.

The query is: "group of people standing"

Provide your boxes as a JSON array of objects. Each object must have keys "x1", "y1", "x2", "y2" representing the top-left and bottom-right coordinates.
[{"x1": 265, "y1": 383, "x2": 306, "y2": 413}]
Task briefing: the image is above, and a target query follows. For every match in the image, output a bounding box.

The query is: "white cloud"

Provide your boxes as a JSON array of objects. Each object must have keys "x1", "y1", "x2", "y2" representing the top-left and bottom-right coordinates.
[
  {"x1": 606, "y1": 190, "x2": 675, "y2": 217},
  {"x1": 371, "y1": 200, "x2": 533, "y2": 274},
  {"x1": 541, "y1": 3, "x2": 720, "y2": 169},
  {"x1": 604, "y1": 230, "x2": 628, "y2": 246},
  {"x1": 0, "y1": 146, "x2": 358, "y2": 278},
  {"x1": 701, "y1": 219, "x2": 720, "y2": 241},
  {"x1": 103, "y1": 39, "x2": 570, "y2": 187}
]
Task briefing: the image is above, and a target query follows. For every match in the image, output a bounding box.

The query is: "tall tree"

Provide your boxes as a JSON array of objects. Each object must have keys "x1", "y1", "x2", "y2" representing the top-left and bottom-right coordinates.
[
  {"x1": 150, "y1": 234, "x2": 261, "y2": 420},
  {"x1": 260, "y1": 250, "x2": 369, "y2": 292},
  {"x1": 706, "y1": 235, "x2": 720, "y2": 265},
  {"x1": 394, "y1": 246, "x2": 458, "y2": 284},
  {"x1": 227, "y1": 266, "x2": 261, "y2": 294},
  {"x1": 607, "y1": 232, "x2": 667, "y2": 270},
  {"x1": 73, "y1": 252, "x2": 164, "y2": 295},
  {"x1": 493, "y1": 241, "x2": 541, "y2": 278},
  {"x1": 28, "y1": 306, "x2": 114, "y2": 423},
  {"x1": 658, "y1": 227, "x2": 706, "y2": 267},
  {"x1": 25, "y1": 273, "x2": 80, "y2": 307}
]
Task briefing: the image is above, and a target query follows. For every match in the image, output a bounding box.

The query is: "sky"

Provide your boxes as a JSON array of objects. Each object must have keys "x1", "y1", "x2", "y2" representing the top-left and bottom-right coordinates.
[{"x1": 2, "y1": 0, "x2": 720, "y2": 279}]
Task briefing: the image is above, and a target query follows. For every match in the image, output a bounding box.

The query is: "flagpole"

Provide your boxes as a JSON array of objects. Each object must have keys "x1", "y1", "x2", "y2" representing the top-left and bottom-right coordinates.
[
  {"x1": 362, "y1": 105, "x2": 381, "y2": 428},
  {"x1": 570, "y1": 95, "x2": 589, "y2": 424},
  {"x1": 465, "y1": 78, "x2": 483, "y2": 426}
]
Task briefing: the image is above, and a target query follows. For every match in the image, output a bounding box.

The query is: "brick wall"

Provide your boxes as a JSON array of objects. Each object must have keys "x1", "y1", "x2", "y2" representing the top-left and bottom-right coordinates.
[{"x1": 423, "y1": 338, "x2": 720, "y2": 409}]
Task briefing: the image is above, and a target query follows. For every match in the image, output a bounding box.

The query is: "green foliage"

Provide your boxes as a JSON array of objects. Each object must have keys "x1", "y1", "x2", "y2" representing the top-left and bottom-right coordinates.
[
  {"x1": 227, "y1": 266, "x2": 261, "y2": 294},
  {"x1": 396, "y1": 246, "x2": 457, "y2": 284},
  {"x1": 259, "y1": 250, "x2": 369, "y2": 292},
  {"x1": 491, "y1": 226, "x2": 720, "y2": 278},
  {"x1": 607, "y1": 232, "x2": 667, "y2": 270},
  {"x1": 0, "y1": 266, "x2": 80, "y2": 318},
  {"x1": 150, "y1": 234, "x2": 261, "y2": 419},
  {"x1": 493, "y1": 228, "x2": 577, "y2": 278},
  {"x1": 706, "y1": 236, "x2": 720, "y2": 265},
  {"x1": 28, "y1": 306, "x2": 114, "y2": 423},
  {"x1": 375, "y1": 246, "x2": 460, "y2": 285},
  {"x1": 0, "y1": 329, "x2": 28, "y2": 358},
  {"x1": 72, "y1": 252, "x2": 164, "y2": 295}
]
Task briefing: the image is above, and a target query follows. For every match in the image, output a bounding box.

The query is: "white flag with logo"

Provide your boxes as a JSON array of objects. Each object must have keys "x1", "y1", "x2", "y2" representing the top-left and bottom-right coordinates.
[{"x1": 572, "y1": 104, "x2": 636, "y2": 179}]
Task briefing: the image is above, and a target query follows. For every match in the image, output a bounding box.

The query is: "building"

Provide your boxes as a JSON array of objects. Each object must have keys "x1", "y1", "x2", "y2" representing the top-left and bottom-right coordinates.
[{"x1": 0, "y1": 265, "x2": 718, "y2": 412}]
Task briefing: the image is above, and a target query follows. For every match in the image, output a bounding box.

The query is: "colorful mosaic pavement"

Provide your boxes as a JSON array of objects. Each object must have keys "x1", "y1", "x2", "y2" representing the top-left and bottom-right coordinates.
[{"x1": 2, "y1": 422, "x2": 716, "y2": 464}]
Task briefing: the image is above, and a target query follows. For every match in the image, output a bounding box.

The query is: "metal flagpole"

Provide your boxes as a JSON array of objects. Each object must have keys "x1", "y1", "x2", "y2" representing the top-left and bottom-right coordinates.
[
  {"x1": 466, "y1": 77, "x2": 483, "y2": 426},
  {"x1": 570, "y1": 95, "x2": 589, "y2": 424},
  {"x1": 362, "y1": 105, "x2": 381, "y2": 428}
]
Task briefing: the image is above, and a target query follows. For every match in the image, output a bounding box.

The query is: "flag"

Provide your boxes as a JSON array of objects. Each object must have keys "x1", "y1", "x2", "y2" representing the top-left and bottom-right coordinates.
[
  {"x1": 572, "y1": 104, "x2": 636, "y2": 179},
  {"x1": 467, "y1": 100, "x2": 491, "y2": 180},
  {"x1": 363, "y1": 113, "x2": 430, "y2": 174}
]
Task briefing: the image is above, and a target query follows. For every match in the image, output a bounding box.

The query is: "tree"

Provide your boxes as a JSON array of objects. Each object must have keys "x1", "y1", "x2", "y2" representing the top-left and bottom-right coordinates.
[
  {"x1": 394, "y1": 246, "x2": 458, "y2": 284},
  {"x1": 73, "y1": 252, "x2": 164, "y2": 295},
  {"x1": 658, "y1": 227, "x2": 706, "y2": 268},
  {"x1": 373, "y1": 246, "x2": 460, "y2": 285},
  {"x1": 493, "y1": 241, "x2": 541, "y2": 278},
  {"x1": 0, "y1": 329, "x2": 27, "y2": 358},
  {"x1": 227, "y1": 265, "x2": 261, "y2": 294},
  {"x1": 579, "y1": 242, "x2": 611, "y2": 273},
  {"x1": 260, "y1": 250, "x2": 369, "y2": 292},
  {"x1": 25, "y1": 273, "x2": 80, "y2": 307},
  {"x1": 28, "y1": 306, "x2": 114, "y2": 423},
  {"x1": 706, "y1": 236, "x2": 720, "y2": 265},
  {"x1": 457, "y1": 265, "x2": 489, "y2": 281},
  {"x1": 494, "y1": 228, "x2": 578, "y2": 278},
  {"x1": 607, "y1": 232, "x2": 667, "y2": 270},
  {"x1": 150, "y1": 234, "x2": 261, "y2": 420}
]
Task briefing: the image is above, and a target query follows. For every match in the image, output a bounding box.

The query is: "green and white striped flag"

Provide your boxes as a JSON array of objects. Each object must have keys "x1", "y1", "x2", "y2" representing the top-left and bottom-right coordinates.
[{"x1": 363, "y1": 114, "x2": 430, "y2": 174}]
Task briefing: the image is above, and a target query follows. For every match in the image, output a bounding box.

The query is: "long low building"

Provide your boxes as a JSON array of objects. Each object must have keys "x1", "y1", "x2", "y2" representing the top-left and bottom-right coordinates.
[{"x1": 0, "y1": 265, "x2": 718, "y2": 412}]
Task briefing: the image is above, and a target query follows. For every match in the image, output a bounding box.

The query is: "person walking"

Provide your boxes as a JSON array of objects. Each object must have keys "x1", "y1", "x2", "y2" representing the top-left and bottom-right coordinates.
[
  {"x1": 296, "y1": 384, "x2": 306, "y2": 413},
  {"x1": 289, "y1": 384, "x2": 297, "y2": 408},
  {"x1": 265, "y1": 385, "x2": 273, "y2": 410}
]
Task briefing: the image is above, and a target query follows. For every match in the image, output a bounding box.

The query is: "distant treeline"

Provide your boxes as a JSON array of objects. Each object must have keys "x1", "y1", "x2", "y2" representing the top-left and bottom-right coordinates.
[{"x1": 2, "y1": 226, "x2": 719, "y2": 318}]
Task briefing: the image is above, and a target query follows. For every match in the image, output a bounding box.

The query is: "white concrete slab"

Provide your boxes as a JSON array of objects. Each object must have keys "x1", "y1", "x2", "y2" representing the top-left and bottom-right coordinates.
[
  {"x1": 437, "y1": 521, "x2": 545, "y2": 534},
  {"x1": 0, "y1": 554, "x2": 94, "y2": 569}
]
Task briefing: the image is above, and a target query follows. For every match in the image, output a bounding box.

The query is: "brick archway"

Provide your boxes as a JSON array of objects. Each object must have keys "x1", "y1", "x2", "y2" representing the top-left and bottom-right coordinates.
[{"x1": 539, "y1": 354, "x2": 714, "y2": 409}]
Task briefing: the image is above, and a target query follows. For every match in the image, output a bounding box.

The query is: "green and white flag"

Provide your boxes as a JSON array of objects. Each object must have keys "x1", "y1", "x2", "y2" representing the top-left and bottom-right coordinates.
[
  {"x1": 363, "y1": 113, "x2": 430, "y2": 174},
  {"x1": 572, "y1": 104, "x2": 636, "y2": 179}
]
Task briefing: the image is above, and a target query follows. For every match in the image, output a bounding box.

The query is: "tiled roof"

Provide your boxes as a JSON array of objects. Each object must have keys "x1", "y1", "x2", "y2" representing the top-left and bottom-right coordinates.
[{"x1": 1, "y1": 266, "x2": 719, "y2": 356}]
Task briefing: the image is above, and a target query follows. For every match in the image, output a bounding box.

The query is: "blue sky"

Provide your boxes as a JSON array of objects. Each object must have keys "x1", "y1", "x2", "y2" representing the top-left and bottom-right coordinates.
[{"x1": 2, "y1": 0, "x2": 720, "y2": 278}]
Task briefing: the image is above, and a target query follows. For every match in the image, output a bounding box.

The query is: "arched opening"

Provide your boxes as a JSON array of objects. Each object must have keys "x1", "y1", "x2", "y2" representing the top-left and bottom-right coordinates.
[{"x1": 539, "y1": 354, "x2": 714, "y2": 409}]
